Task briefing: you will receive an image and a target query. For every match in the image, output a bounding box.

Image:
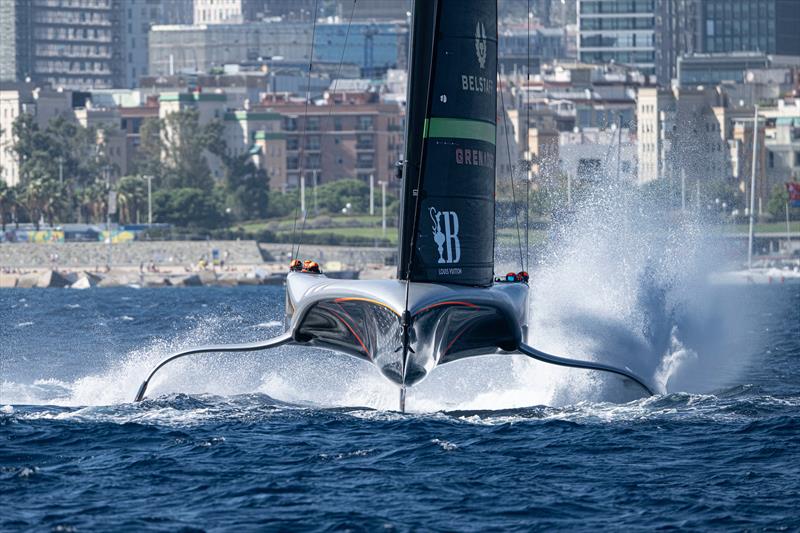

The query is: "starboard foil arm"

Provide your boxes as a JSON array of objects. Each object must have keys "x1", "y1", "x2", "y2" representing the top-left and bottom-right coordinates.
[
  {"x1": 517, "y1": 343, "x2": 655, "y2": 396},
  {"x1": 133, "y1": 332, "x2": 294, "y2": 402}
]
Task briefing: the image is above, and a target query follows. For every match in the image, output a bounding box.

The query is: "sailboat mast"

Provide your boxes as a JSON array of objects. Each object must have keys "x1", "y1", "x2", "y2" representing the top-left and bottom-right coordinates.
[
  {"x1": 748, "y1": 105, "x2": 759, "y2": 269},
  {"x1": 398, "y1": 0, "x2": 439, "y2": 281}
]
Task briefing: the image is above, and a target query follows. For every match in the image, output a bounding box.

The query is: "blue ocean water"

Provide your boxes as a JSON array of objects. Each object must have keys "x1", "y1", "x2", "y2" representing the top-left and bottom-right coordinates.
[{"x1": 1, "y1": 285, "x2": 799, "y2": 531}]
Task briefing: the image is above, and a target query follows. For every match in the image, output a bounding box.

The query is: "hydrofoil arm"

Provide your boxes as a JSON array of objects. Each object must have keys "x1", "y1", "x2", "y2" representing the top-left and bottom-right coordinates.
[
  {"x1": 134, "y1": 332, "x2": 294, "y2": 402},
  {"x1": 517, "y1": 343, "x2": 656, "y2": 396}
]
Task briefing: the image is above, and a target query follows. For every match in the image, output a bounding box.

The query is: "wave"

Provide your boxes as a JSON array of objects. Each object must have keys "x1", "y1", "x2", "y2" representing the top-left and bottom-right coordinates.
[{"x1": 3, "y1": 388, "x2": 798, "y2": 430}]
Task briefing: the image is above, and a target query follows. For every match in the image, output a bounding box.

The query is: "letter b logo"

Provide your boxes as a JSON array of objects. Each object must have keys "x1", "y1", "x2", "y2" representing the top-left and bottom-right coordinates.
[{"x1": 431, "y1": 208, "x2": 461, "y2": 264}]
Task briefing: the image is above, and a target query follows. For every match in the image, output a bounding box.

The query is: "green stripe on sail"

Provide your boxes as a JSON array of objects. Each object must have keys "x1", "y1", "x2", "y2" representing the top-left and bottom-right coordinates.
[{"x1": 423, "y1": 118, "x2": 496, "y2": 145}]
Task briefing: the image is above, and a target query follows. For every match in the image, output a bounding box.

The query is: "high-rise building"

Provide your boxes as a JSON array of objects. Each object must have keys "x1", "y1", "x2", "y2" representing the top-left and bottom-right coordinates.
[
  {"x1": 0, "y1": 0, "x2": 123, "y2": 90},
  {"x1": 577, "y1": 0, "x2": 657, "y2": 77},
  {"x1": 654, "y1": 0, "x2": 701, "y2": 86},
  {"x1": 0, "y1": 1, "x2": 32, "y2": 84},
  {"x1": 639, "y1": 0, "x2": 800, "y2": 88},
  {"x1": 0, "y1": 0, "x2": 193, "y2": 90},
  {"x1": 120, "y1": 0, "x2": 194, "y2": 88},
  {"x1": 701, "y1": 0, "x2": 800, "y2": 56}
]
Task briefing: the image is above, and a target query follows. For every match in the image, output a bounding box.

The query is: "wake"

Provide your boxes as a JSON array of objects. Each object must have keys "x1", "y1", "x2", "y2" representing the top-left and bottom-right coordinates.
[{"x1": 1, "y1": 185, "x2": 759, "y2": 412}]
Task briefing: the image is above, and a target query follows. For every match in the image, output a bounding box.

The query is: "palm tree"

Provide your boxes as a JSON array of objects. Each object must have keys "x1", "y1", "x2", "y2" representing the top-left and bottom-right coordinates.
[
  {"x1": 40, "y1": 179, "x2": 66, "y2": 227},
  {"x1": 78, "y1": 184, "x2": 104, "y2": 224},
  {"x1": 22, "y1": 179, "x2": 46, "y2": 229},
  {"x1": 116, "y1": 176, "x2": 147, "y2": 224},
  {"x1": 0, "y1": 181, "x2": 11, "y2": 231}
]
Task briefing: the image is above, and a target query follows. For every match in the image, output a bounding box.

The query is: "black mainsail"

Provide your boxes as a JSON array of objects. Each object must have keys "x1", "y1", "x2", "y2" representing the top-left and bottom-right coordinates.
[{"x1": 399, "y1": 0, "x2": 497, "y2": 287}]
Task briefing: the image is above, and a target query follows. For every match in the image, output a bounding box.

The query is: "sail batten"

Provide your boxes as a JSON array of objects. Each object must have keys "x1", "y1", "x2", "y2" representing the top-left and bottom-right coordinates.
[{"x1": 399, "y1": 0, "x2": 498, "y2": 287}]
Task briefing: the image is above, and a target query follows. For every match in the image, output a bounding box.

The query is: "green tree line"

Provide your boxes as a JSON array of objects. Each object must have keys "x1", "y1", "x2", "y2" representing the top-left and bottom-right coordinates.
[{"x1": 0, "y1": 109, "x2": 399, "y2": 232}]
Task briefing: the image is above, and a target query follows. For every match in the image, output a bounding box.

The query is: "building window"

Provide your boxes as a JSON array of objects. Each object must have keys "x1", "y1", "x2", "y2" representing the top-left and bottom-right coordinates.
[
  {"x1": 356, "y1": 153, "x2": 374, "y2": 169},
  {"x1": 356, "y1": 134, "x2": 374, "y2": 150},
  {"x1": 305, "y1": 154, "x2": 320, "y2": 168},
  {"x1": 795, "y1": 152, "x2": 800, "y2": 167},
  {"x1": 305, "y1": 135, "x2": 320, "y2": 150},
  {"x1": 306, "y1": 117, "x2": 320, "y2": 131},
  {"x1": 357, "y1": 116, "x2": 374, "y2": 131}
]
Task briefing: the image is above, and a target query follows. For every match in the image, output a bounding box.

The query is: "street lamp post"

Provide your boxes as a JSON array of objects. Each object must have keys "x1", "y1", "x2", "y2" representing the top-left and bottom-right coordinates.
[
  {"x1": 369, "y1": 174, "x2": 374, "y2": 216},
  {"x1": 313, "y1": 170, "x2": 318, "y2": 216},
  {"x1": 144, "y1": 175, "x2": 154, "y2": 225},
  {"x1": 300, "y1": 174, "x2": 306, "y2": 215},
  {"x1": 105, "y1": 166, "x2": 112, "y2": 270},
  {"x1": 378, "y1": 180, "x2": 387, "y2": 237},
  {"x1": 747, "y1": 106, "x2": 759, "y2": 270}
]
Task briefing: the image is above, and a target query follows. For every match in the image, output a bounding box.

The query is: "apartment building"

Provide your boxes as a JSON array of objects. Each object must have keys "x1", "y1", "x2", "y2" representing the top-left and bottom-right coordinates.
[
  {"x1": 0, "y1": 0, "x2": 192, "y2": 90},
  {"x1": 0, "y1": 84, "x2": 76, "y2": 186},
  {"x1": 763, "y1": 100, "x2": 800, "y2": 192},
  {"x1": 636, "y1": 87, "x2": 674, "y2": 183},
  {"x1": 636, "y1": 86, "x2": 733, "y2": 185},
  {"x1": 152, "y1": 86, "x2": 403, "y2": 191},
  {"x1": 194, "y1": 0, "x2": 249, "y2": 24},
  {"x1": 0, "y1": 0, "x2": 123, "y2": 90},
  {"x1": 224, "y1": 110, "x2": 287, "y2": 190},
  {"x1": 577, "y1": 0, "x2": 657, "y2": 77},
  {"x1": 255, "y1": 94, "x2": 404, "y2": 191}
]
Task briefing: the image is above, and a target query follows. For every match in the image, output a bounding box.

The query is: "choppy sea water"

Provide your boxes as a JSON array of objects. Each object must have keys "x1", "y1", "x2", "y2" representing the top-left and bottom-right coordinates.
[{"x1": 1, "y1": 284, "x2": 799, "y2": 531}]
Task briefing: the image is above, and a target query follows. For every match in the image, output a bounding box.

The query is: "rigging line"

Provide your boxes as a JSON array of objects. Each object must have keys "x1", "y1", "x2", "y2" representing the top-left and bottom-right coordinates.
[
  {"x1": 291, "y1": 0, "x2": 320, "y2": 262},
  {"x1": 499, "y1": 79, "x2": 525, "y2": 271},
  {"x1": 399, "y1": 0, "x2": 440, "y2": 386},
  {"x1": 402, "y1": 0, "x2": 439, "y2": 311},
  {"x1": 327, "y1": 0, "x2": 358, "y2": 120},
  {"x1": 616, "y1": 113, "x2": 623, "y2": 181},
  {"x1": 525, "y1": 0, "x2": 531, "y2": 272}
]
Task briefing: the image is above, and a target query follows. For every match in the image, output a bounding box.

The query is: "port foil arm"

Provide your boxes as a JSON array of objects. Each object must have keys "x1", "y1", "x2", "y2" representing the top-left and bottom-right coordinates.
[
  {"x1": 517, "y1": 342, "x2": 656, "y2": 396},
  {"x1": 134, "y1": 332, "x2": 294, "y2": 402}
]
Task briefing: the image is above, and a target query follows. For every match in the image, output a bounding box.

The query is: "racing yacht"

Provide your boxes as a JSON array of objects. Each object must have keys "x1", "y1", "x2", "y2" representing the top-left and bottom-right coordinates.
[{"x1": 134, "y1": 0, "x2": 656, "y2": 411}]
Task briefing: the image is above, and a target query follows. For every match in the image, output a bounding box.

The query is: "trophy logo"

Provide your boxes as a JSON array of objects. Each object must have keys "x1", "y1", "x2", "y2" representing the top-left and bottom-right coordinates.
[
  {"x1": 475, "y1": 21, "x2": 487, "y2": 69},
  {"x1": 429, "y1": 207, "x2": 461, "y2": 264}
]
